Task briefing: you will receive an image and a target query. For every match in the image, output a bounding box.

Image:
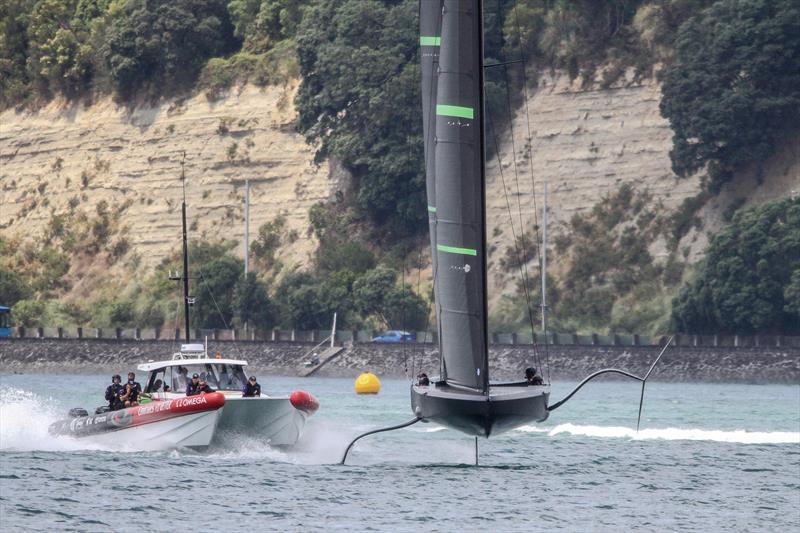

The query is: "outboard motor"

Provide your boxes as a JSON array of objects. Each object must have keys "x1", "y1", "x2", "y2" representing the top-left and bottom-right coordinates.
[
  {"x1": 95, "y1": 406, "x2": 110, "y2": 415},
  {"x1": 68, "y1": 407, "x2": 89, "y2": 418}
]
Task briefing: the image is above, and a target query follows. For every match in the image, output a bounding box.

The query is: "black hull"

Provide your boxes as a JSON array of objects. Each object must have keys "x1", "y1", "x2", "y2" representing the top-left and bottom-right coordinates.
[{"x1": 410, "y1": 382, "x2": 549, "y2": 437}]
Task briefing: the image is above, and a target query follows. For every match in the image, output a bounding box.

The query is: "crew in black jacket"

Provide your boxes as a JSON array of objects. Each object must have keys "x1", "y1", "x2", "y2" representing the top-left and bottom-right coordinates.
[
  {"x1": 185, "y1": 373, "x2": 201, "y2": 395},
  {"x1": 105, "y1": 375, "x2": 124, "y2": 410},
  {"x1": 242, "y1": 376, "x2": 261, "y2": 397},
  {"x1": 187, "y1": 375, "x2": 215, "y2": 396},
  {"x1": 119, "y1": 372, "x2": 142, "y2": 407}
]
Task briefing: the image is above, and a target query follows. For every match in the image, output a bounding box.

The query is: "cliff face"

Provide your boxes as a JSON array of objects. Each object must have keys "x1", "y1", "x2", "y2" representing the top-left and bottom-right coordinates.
[
  {"x1": 1, "y1": 73, "x2": 797, "y2": 300},
  {"x1": 484, "y1": 71, "x2": 799, "y2": 295},
  {"x1": 0, "y1": 84, "x2": 339, "y2": 273}
]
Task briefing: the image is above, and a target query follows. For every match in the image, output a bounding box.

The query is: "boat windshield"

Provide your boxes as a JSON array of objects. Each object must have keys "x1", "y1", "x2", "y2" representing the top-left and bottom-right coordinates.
[{"x1": 158, "y1": 363, "x2": 248, "y2": 393}]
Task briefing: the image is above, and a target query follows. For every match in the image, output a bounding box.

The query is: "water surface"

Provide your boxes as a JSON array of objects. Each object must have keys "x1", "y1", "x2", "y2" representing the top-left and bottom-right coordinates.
[{"x1": 1, "y1": 374, "x2": 798, "y2": 531}]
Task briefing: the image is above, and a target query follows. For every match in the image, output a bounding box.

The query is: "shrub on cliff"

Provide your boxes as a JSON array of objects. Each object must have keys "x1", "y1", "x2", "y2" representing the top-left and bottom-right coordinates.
[
  {"x1": 660, "y1": 0, "x2": 800, "y2": 184},
  {"x1": 104, "y1": 0, "x2": 239, "y2": 99},
  {"x1": 671, "y1": 197, "x2": 800, "y2": 334}
]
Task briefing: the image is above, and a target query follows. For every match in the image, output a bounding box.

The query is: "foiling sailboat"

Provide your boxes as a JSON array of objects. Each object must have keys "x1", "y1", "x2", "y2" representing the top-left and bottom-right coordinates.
[{"x1": 341, "y1": 0, "x2": 669, "y2": 464}]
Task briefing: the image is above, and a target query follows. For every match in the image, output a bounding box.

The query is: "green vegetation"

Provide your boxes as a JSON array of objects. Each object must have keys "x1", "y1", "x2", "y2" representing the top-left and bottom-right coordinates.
[
  {"x1": 660, "y1": 0, "x2": 800, "y2": 185},
  {"x1": 2, "y1": 0, "x2": 798, "y2": 335},
  {"x1": 671, "y1": 197, "x2": 800, "y2": 334},
  {"x1": 491, "y1": 185, "x2": 684, "y2": 335}
]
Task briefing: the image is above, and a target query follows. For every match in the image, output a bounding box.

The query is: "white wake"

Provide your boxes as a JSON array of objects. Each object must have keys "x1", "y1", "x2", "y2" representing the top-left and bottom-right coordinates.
[{"x1": 515, "y1": 423, "x2": 800, "y2": 444}]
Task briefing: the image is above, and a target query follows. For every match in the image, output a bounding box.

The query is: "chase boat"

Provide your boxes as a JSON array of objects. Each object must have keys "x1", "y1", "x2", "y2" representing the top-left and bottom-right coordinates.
[
  {"x1": 137, "y1": 344, "x2": 319, "y2": 446},
  {"x1": 48, "y1": 392, "x2": 225, "y2": 450}
]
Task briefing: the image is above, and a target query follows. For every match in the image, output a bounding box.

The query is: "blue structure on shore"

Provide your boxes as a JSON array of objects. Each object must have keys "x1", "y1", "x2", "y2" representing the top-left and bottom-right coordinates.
[{"x1": 0, "y1": 306, "x2": 11, "y2": 337}]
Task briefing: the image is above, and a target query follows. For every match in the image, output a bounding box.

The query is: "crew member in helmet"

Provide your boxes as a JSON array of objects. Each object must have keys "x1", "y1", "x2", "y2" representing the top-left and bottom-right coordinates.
[
  {"x1": 242, "y1": 376, "x2": 261, "y2": 397},
  {"x1": 525, "y1": 367, "x2": 544, "y2": 386},
  {"x1": 105, "y1": 375, "x2": 124, "y2": 411}
]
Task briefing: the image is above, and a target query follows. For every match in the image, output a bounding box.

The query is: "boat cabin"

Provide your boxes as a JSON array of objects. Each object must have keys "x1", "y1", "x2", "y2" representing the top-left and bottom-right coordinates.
[{"x1": 137, "y1": 344, "x2": 250, "y2": 394}]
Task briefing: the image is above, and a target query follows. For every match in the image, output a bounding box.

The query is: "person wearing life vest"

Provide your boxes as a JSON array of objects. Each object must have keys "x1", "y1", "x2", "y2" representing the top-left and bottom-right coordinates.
[
  {"x1": 120, "y1": 372, "x2": 142, "y2": 407},
  {"x1": 186, "y1": 373, "x2": 201, "y2": 395},
  {"x1": 525, "y1": 367, "x2": 544, "y2": 386},
  {"x1": 105, "y1": 375, "x2": 124, "y2": 411},
  {"x1": 242, "y1": 376, "x2": 261, "y2": 397},
  {"x1": 188, "y1": 377, "x2": 215, "y2": 396}
]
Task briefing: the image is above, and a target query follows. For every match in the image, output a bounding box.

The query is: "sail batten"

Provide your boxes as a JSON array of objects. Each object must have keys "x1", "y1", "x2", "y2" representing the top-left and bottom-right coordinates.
[{"x1": 431, "y1": 0, "x2": 488, "y2": 392}]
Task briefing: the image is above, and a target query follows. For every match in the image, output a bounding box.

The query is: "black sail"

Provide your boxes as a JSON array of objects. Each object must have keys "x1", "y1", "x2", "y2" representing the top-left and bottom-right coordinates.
[{"x1": 433, "y1": 0, "x2": 488, "y2": 391}]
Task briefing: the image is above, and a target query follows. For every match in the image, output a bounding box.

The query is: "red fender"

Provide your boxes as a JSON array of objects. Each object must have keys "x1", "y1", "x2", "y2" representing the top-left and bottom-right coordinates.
[{"x1": 290, "y1": 390, "x2": 320, "y2": 414}]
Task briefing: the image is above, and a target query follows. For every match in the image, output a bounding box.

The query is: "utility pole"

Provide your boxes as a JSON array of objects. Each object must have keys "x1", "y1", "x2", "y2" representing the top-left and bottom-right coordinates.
[
  {"x1": 244, "y1": 178, "x2": 250, "y2": 337},
  {"x1": 541, "y1": 181, "x2": 547, "y2": 335},
  {"x1": 244, "y1": 178, "x2": 250, "y2": 276}
]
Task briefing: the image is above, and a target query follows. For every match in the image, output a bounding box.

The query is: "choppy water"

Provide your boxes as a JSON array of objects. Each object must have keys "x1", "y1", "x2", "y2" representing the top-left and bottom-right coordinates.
[{"x1": 1, "y1": 373, "x2": 798, "y2": 532}]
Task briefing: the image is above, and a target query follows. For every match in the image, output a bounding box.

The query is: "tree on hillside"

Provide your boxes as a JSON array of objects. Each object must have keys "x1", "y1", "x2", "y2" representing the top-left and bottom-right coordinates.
[
  {"x1": 671, "y1": 197, "x2": 800, "y2": 334},
  {"x1": 233, "y1": 272, "x2": 276, "y2": 331},
  {"x1": 105, "y1": 0, "x2": 239, "y2": 99},
  {"x1": 295, "y1": 0, "x2": 425, "y2": 235},
  {"x1": 0, "y1": 266, "x2": 30, "y2": 306},
  {"x1": 0, "y1": 0, "x2": 34, "y2": 107},
  {"x1": 25, "y1": 0, "x2": 94, "y2": 97},
  {"x1": 660, "y1": 0, "x2": 800, "y2": 184}
]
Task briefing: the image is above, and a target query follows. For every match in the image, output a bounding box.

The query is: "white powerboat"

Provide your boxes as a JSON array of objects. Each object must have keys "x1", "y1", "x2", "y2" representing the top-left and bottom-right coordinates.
[{"x1": 138, "y1": 344, "x2": 319, "y2": 446}]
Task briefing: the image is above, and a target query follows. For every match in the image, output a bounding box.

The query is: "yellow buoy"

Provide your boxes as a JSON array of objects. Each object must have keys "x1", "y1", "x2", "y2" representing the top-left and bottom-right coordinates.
[{"x1": 355, "y1": 372, "x2": 381, "y2": 395}]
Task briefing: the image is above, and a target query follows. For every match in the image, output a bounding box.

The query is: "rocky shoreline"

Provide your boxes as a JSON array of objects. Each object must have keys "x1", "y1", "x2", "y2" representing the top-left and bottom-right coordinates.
[{"x1": 1, "y1": 339, "x2": 798, "y2": 384}]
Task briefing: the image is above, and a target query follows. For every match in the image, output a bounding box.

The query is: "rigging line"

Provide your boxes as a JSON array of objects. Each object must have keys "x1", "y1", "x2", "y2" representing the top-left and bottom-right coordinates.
[
  {"x1": 500, "y1": 61, "x2": 542, "y2": 374},
  {"x1": 512, "y1": 4, "x2": 550, "y2": 384},
  {"x1": 486, "y1": 110, "x2": 540, "y2": 374}
]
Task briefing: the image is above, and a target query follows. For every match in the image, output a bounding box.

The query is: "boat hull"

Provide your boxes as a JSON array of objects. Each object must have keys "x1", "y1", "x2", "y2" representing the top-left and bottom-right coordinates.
[
  {"x1": 48, "y1": 393, "x2": 226, "y2": 449},
  {"x1": 216, "y1": 397, "x2": 311, "y2": 446},
  {"x1": 149, "y1": 392, "x2": 317, "y2": 446},
  {"x1": 411, "y1": 382, "x2": 549, "y2": 437}
]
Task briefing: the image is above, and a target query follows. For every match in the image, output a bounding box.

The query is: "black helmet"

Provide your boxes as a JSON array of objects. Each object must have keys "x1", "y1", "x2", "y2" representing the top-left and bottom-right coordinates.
[
  {"x1": 525, "y1": 367, "x2": 536, "y2": 378},
  {"x1": 112, "y1": 374, "x2": 121, "y2": 381}
]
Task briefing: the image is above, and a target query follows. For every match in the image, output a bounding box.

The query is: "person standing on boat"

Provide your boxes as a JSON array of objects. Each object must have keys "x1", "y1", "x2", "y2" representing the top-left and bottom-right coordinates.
[
  {"x1": 120, "y1": 372, "x2": 142, "y2": 407},
  {"x1": 105, "y1": 375, "x2": 124, "y2": 411},
  {"x1": 242, "y1": 376, "x2": 261, "y2": 397}
]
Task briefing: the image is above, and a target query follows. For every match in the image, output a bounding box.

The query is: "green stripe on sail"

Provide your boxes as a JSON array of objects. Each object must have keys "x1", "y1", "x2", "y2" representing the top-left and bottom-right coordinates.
[
  {"x1": 420, "y1": 36, "x2": 441, "y2": 46},
  {"x1": 437, "y1": 244, "x2": 477, "y2": 256},
  {"x1": 427, "y1": 206, "x2": 437, "y2": 213},
  {"x1": 436, "y1": 104, "x2": 474, "y2": 119}
]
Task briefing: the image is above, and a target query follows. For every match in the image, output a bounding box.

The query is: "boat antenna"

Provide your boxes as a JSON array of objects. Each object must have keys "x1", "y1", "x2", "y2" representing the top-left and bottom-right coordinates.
[{"x1": 180, "y1": 151, "x2": 191, "y2": 343}]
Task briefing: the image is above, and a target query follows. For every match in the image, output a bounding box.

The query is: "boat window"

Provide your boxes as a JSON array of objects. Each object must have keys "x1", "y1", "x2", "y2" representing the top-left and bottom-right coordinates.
[
  {"x1": 164, "y1": 364, "x2": 248, "y2": 392},
  {"x1": 145, "y1": 368, "x2": 166, "y2": 393},
  {"x1": 171, "y1": 365, "x2": 190, "y2": 393}
]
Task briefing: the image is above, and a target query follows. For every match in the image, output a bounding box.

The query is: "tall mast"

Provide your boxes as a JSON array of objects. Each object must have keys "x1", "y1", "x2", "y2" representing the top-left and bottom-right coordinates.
[
  {"x1": 477, "y1": 0, "x2": 489, "y2": 393},
  {"x1": 180, "y1": 153, "x2": 191, "y2": 343}
]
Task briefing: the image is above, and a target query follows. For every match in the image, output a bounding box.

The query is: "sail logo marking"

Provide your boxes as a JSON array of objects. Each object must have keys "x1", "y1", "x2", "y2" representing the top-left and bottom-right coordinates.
[
  {"x1": 436, "y1": 105, "x2": 474, "y2": 119},
  {"x1": 437, "y1": 244, "x2": 477, "y2": 256},
  {"x1": 420, "y1": 36, "x2": 441, "y2": 46}
]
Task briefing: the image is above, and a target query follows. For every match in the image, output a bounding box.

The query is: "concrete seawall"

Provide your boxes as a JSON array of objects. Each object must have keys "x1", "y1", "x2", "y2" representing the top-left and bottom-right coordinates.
[{"x1": 1, "y1": 339, "x2": 798, "y2": 384}]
